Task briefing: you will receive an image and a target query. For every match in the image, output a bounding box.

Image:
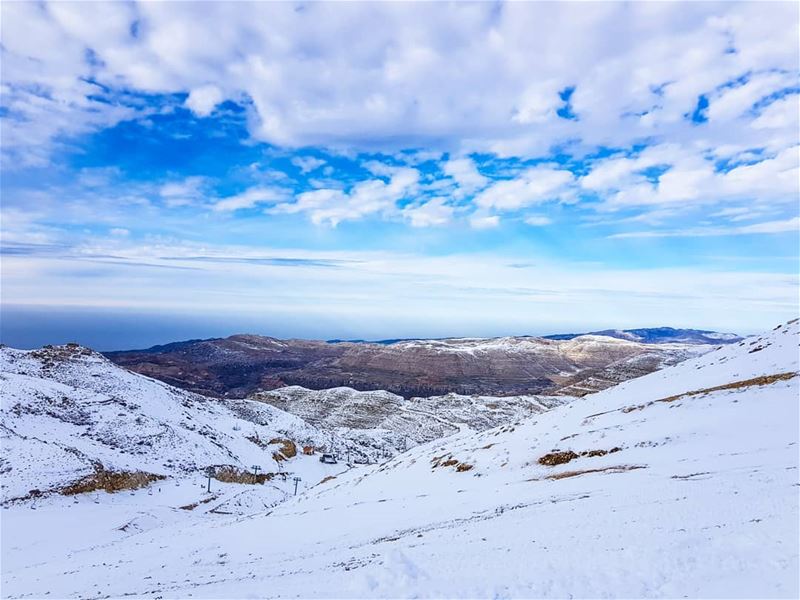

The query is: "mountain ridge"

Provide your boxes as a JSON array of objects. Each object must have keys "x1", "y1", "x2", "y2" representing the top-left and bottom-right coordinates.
[
  {"x1": 109, "y1": 326, "x2": 741, "y2": 352},
  {"x1": 105, "y1": 329, "x2": 724, "y2": 399}
]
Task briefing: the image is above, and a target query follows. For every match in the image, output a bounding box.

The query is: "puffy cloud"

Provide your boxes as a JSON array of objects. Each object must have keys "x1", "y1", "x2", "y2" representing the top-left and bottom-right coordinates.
[
  {"x1": 185, "y1": 84, "x2": 223, "y2": 116},
  {"x1": 2, "y1": 1, "x2": 798, "y2": 164},
  {"x1": 512, "y1": 80, "x2": 564, "y2": 124},
  {"x1": 705, "y1": 72, "x2": 797, "y2": 123},
  {"x1": 1, "y1": 1, "x2": 797, "y2": 241},
  {"x1": 291, "y1": 156, "x2": 326, "y2": 174},
  {"x1": 751, "y1": 94, "x2": 800, "y2": 130},
  {"x1": 402, "y1": 198, "x2": 454, "y2": 227},
  {"x1": 270, "y1": 167, "x2": 420, "y2": 226},
  {"x1": 474, "y1": 167, "x2": 574, "y2": 211},
  {"x1": 584, "y1": 143, "x2": 799, "y2": 212},
  {"x1": 442, "y1": 158, "x2": 488, "y2": 197}
]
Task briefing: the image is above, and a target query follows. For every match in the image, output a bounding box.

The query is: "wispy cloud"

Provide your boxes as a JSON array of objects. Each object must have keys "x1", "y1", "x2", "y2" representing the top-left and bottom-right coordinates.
[
  {"x1": 610, "y1": 217, "x2": 800, "y2": 239},
  {"x1": 212, "y1": 187, "x2": 286, "y2": 212},
  {"x1": 2, "y1": 238, "x2": 797, "y2": 334}
]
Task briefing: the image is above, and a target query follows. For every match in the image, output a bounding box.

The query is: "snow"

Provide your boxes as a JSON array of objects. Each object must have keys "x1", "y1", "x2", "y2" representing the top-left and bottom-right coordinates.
[
  {"x1": 2, "y1": 321, "x2": 798, "y2": 598},
  {"x1": 0, "y1": 345, "x2": 353, "y2": 501},
  {"x1": 252, "y1": 385, "x2": 572, "y2": 460}
]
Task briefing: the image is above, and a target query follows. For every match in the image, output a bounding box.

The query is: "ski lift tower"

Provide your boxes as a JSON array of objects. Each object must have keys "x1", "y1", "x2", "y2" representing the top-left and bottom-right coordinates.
[{"x1": 204, "y1": 466, "x2": 216, "y2": 493}]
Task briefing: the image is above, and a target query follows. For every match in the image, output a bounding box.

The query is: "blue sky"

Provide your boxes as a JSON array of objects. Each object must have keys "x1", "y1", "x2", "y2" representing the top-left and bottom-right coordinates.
[{"x1": 1, "y1": 2, "x2": 798, "y2": 349}]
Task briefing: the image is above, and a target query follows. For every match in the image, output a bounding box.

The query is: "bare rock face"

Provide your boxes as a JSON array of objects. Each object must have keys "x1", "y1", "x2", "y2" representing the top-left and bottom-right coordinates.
[{"x1": 105, "y1": 332, "x2": 720, "y2": 399}]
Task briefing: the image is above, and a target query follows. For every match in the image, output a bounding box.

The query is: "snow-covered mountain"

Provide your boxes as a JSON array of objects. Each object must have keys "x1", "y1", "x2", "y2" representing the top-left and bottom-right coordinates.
[
  {"x1": 545, "y1": 326, "x2": 743, "y2": 345},
  {"x1": 0, "y1": 343, "x2": 350, "y2": 503},
  {"x1": 2, "y1": 321, "x2": 797, "y2": 598}
]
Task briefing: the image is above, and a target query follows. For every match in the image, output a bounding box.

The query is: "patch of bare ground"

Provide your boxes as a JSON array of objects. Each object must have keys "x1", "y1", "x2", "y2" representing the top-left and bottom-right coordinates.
[
  {"x1": 211, "y1": 465, "x2": 274, "y2": 484},
  {"x1": 179, "y1": 494, "x2": 219, "y2": 511},
  {"x1": 61, "y1": 466, "x2": 165, "y2": 495},
  {"x1": 431, "y1": 455, "x2": 474, "y2": 473},
  {"x1": 269, "y1": 438, "x2": 297, "y2": 462},
  {"x1": 538, "y1": 447, "x2": 621, "y2": 466},
  {"x1": 543, "y1": 464, "x2": 647, "y2": 480},
  {"x1": 586, "y1": 371, "x2": 798, "y2": 419},
  {"x1": 538, "y1": 450, "x2": 579, "y2": 466}
]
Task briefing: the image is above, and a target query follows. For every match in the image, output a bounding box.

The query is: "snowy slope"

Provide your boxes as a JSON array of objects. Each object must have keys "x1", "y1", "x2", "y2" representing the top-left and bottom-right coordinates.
[
  {"x1": 0, "y1": 344, "x2": 346, "y2": 502},
  {"x1": 251, "y1": 385, "x2": 571, "y2": 458},
  {"x1": 2, "y1": 321, "x2": 797, "y2": 598}
]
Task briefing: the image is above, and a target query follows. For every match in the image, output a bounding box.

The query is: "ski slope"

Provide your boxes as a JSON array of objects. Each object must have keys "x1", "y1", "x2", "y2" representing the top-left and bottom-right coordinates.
[{"x1": 2, "y1": 320, "x2": 797, "y2": 598}]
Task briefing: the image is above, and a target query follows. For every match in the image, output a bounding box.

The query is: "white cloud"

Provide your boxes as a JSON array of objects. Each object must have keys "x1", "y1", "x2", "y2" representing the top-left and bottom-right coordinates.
[
  {"x1": 738, "y1": 216, "x2": 800, "y2": 234},
  {"x1": 270, "y1": 188, "x2": 345, "y2": 216},
  {"x1": 2, "y1": 2, "x2": 798, "y2": 165},
  {"x1": 706, "y1": 72, "x2": 796, "y2": 123},
  {"x1": 270, "y1": 167, "x2": 420, "y2": 226},
  {"x1": 524, "y1": 215, "x2": 553, "y2": 226},
  {"x1": 0, "y1": 2, "x2": 797, "y2": 242},
  {"x1": 291, "y1": 156, "x2": 326, "y2": 174},
  {"x1": 442, "y1": 158, "x2": 488, "y2": 197},
  {"x1": 610, "y1": 216, "x2": 800, "y2": 239},
  {"x1": 512, "y1": 80, "x2": 564, "y2": 124},
  {"x1": 403, "y1": 198, "x2": 454, "y2": 227},
  {"x1": 109, "y1": 228, "x2": 130, "y2": 237},
  {"x1": 185, "y1": 84, "x2": 223, "y2": 117},
  {"x1": 4, "y1": 238, "x2": 796, "y2": 335},
  {"x1": 159, "y1": 177, "x2": 207, "y2": 207},
  {"x1": 213, "y1": 187, "x2": 284, "y2": 212},
  {"x1": 474, "y1": 167, "x2": 574, "y2": 211},
  {"x1": 469, "y1": 214, "x2": 500, "y2": 230},
  {"x1": 751, "y1": 95, "x2": 800, "y2": 130},
  {"x1": 586, "y1": 143, "x2": 799, "y2": 212}
]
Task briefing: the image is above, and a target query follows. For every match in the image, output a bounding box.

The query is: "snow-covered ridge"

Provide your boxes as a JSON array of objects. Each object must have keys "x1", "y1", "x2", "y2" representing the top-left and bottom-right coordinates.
[
  {"x1": 250, "y1": 385, "x2": 572, "y2": 455},
  {"x1": 0, "y1": 344, "x2": 339, "y2": 502},
  {"x1": 544, "y1": 326, "x2": 744, "y2": 345}
]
